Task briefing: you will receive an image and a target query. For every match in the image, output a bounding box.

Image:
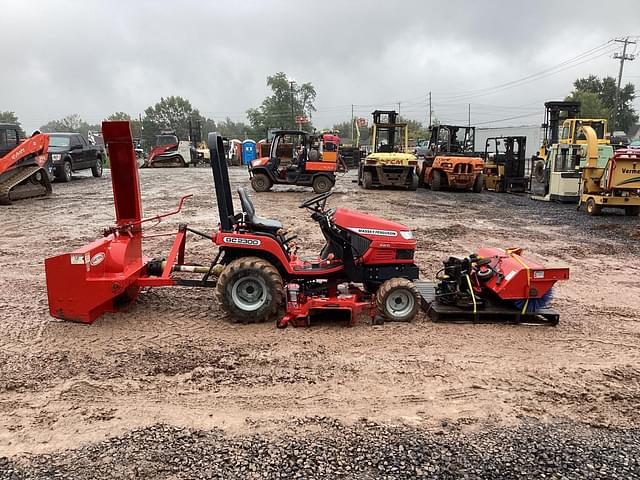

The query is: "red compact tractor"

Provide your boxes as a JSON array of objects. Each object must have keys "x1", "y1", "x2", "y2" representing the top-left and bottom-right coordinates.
[
  {"x1": 45, "y1": 121, "x2": 420, "y2": 327},
  {"x1": 44, "y1": 122, "x2": 569, "y2": 327}
]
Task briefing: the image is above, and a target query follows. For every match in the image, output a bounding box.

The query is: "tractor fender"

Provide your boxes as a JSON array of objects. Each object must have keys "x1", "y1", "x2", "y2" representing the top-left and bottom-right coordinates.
[
  {"x1": 249, "y1": 165, "x2": 278, "y2": 183},
  {"x1": 219, "y1": 246, "x2": 290, "y2": 279}
]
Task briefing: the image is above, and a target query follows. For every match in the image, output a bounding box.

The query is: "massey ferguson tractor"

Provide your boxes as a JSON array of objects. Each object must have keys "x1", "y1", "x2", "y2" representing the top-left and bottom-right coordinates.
[
  {"x1": 0, "y1": 124, "x2": 52, "y2": 204},
  {"x1": 44, "y1": 122, "x2": 569, "y2": 328}
]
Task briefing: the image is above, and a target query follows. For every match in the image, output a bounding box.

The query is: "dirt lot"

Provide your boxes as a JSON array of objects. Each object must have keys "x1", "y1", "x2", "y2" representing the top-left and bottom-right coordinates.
[{"x1": 1, "y1": 167, "x2": 639, "y2": 476}]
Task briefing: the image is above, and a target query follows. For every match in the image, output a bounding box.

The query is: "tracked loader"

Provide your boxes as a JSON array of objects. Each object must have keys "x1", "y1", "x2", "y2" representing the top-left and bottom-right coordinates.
[{"x1": 0, "y1": 125, "x2": 52, "y2": 204}]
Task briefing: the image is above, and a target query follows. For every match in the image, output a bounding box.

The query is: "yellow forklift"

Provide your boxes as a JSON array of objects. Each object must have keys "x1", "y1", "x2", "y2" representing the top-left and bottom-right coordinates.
[
  {"x1": 358, "y1": 110, "x2": 419, "y2": 190},
  {"x1": 483, "y1": 136, "x2": 528, "y2": 193},
  {"x1": 578, "y1": 125, "x2": 640, "y2": 216}
]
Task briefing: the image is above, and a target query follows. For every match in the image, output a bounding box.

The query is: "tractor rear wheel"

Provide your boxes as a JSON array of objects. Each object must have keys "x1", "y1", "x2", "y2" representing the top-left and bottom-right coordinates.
[
  {"x1": 362, "y1": 171, "x2": 373, "y2": 189},
  {"x1": 431, "y1": 170, "x2": 443, "y2": 191},
  {"x1": 376, "y1": 278, "x2": 420, "y2": 322},
  {"x1": 251, "y1": 173, "x2": 272, "y2": 192},
  {"x1": 586, "y1": 198, "x2": 602, "y2": 216},
  {"x1": 312, "y1": 175, "x2": 333, "y2": 194},
  {"x1": 625, "y1": 205, "x2": 640, "y2": 216},
  {"x1": 216, "y1": 257, "x2": 284, "y2": 323},
  {"x1": 472, "y1": 173, "x2": 484, "y2": 193}
]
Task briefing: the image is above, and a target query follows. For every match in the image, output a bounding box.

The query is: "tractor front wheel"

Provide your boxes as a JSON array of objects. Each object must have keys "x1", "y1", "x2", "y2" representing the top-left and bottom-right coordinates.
[
  {"x1": 376, "y1": 278, "x2": 420, "y2": 322},
  {"x1": 216, "y1": 257, "x2": 284, "y2": 323},
  {"x1": 586, "y1": 198, "x2": 602, "y2": 216},
  {"x1": 251, "y1": 173, "x2": 273, "y2": 192},
  {"x1": 312, "y1": 175, "x2": 333, "y2": 194}
]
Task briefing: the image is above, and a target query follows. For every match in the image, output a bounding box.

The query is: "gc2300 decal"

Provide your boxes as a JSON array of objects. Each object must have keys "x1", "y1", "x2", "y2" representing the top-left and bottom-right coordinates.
[{"x1": 223, "y1": 236, "x2": 261, "y2": 246}]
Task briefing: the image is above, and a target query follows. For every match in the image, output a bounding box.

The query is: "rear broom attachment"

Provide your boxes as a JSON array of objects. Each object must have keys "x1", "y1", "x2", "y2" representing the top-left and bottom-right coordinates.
[{"x1": 416, "y1": 247, "x2": 569, "y2": 325}]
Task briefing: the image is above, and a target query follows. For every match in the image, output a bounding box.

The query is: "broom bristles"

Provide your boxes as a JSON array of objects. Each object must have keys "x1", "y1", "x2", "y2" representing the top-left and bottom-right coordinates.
[{"x1": 511, "y1": 288, "x2": 554, "y2": 313}]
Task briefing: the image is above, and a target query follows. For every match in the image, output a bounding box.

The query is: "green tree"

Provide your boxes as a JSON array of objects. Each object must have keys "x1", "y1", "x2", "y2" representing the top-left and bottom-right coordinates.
[
  {"x1": 0, "y1": 111, "x2": 25, "y2": 136},
  {"x1": 216, "y1": 117, "x2": 258, "y2": 140},
  {"x1": 247, "y1": 72, "x2": 317, "y2": 132},
  {"x1": 332, "y1": 119, "x2": 371, "y2": 146},
  {"x1": 566, "y1": 75, "x2": 638, "y2": 132},
  {"x1": 40, "y1": 114, "x2": 99, "y2": 139},
  {"x1": 104, "y1": 112, "x2": 144, "y2": 140},
  {"x1": 141, "y1": 96, "x2": 215, "y2": 146}
]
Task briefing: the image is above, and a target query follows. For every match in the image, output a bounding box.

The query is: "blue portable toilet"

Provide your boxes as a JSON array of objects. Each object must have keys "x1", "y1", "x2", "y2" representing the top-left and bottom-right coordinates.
[{"x1": 242, "y1": 140, "x2": 257, "y2": 164}]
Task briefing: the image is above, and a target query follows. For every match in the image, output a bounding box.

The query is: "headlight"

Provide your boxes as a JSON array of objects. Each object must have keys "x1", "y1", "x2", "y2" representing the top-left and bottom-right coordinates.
[
  {"x1": 400, "y1": 231, "x2": 413, "y2": 240},
  {"x1": 51, "y1": 154, "x2": 61, "y2": 161}
]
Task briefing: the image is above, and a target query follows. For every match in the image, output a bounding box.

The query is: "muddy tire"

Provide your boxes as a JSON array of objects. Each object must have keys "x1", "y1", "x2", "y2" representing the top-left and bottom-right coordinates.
[
  {"x1": 586, "y1": 198, "x2": 602, "y2": 216},
  {"x1": 624, "y1": 205, "x2": 640, "y2": 216},
  {"x1": 58, "y1": 160, "x2": 72, "y2": 183},
  {"x1": 376, "y1": 278, "x2": 420, "y2": 322},
  {"x1": 472, "y1": 173, "x2": 484, "y2": 193},
  {"x1": 312, "y1": 175, "x2": 333, "y2": 194},
  {"x1": 362, "y1": 171, "x2": 373, "y2": 189},
  {"x1": 409, "y1": 173, "x2": 419, "y2": 191},
  {"x1": 91, "y1": 156, "x2": 103, "y2": 177},
  {"x1": 216, "y1": 257, "x2": 284, "y2": 323},
  {"x1": 431, "y1": 170, "x2": 443, "y2": 191},
  {"x1": 251, "y1": 173, "x2": 272, "y2": 192}
]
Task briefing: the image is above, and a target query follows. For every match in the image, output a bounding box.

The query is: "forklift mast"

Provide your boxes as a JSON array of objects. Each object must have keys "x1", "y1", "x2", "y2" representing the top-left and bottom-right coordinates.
[
  {"x1": 371, "y1": 110, "x2": 405, "y2": 153},
  {"x1": 428, "y1": 125, "x2": 476, "y2": 154},
  {"x1": 541, "y1": 101, "x2": 580, "y2": 147}
]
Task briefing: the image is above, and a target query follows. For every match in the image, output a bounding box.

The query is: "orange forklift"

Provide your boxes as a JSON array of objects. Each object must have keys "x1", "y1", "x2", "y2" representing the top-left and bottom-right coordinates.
[{"x1": 418, "y1": 125, "x2": 484, "y2": 192}]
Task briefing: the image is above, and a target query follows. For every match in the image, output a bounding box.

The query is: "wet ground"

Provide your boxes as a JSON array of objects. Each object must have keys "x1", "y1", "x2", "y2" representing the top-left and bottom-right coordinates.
[{"x1": 1, "y1": 167, "x2": 639, "y2": 477}]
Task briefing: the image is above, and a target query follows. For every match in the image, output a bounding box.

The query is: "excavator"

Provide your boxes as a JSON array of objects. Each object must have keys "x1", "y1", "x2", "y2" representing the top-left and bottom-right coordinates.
[{"x1": 0, "y1": 124, "x2": 51, "y2": 205}]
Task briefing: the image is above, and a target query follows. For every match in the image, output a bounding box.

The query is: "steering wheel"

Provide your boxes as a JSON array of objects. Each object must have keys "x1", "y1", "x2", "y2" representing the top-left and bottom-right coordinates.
[{"x1": 298, "y1": 191, "x2": 333, "y2": 211}]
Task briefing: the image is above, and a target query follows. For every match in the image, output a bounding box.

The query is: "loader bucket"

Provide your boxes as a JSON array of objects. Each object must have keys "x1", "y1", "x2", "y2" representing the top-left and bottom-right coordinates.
[{"x1": 45, "y1": 121, "x2": 145, "y2": 323}]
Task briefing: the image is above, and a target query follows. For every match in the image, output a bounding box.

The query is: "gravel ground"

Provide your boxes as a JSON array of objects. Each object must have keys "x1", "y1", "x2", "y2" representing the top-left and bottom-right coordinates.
[
  {"x1": 1, "y1": 168, "x2": 639, "y2": 474},
  {"x1": 2, "y1": 418, "x2": 639, "y2": 479}
]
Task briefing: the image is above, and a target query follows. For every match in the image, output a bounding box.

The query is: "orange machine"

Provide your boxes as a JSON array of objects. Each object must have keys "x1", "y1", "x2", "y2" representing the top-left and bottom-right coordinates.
[
  {"x1": 0, "y1": 126, "x2": 51, "y2": 204},
  {"x1": 248, "y1": 130, "x2": 345, "y2": 194}
]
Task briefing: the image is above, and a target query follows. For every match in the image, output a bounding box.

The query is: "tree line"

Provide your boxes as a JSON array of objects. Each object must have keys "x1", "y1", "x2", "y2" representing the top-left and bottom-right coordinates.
[{"x1": 1, "y1": 72, "x2": 637, "y2": 149}]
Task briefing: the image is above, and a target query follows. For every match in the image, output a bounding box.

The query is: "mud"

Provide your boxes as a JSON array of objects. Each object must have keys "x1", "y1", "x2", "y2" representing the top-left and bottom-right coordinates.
[{"x1": 0, "y1": 168, "x2": 639, "y2": 459}]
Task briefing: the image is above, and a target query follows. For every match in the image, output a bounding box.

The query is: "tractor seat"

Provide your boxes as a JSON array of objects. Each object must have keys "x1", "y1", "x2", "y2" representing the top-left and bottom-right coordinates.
[{"x1": 237, "y1": 187, "x2": 283, "y2": 233}]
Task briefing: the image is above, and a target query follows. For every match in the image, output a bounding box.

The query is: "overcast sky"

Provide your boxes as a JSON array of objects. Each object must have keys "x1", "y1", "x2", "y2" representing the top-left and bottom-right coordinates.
[{"x1": 2, "y1": 0, "x2": 639, "y2": 134}]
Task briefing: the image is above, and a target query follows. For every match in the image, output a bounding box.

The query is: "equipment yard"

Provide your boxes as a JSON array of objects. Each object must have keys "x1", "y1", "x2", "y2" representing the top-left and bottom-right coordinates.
[{"x1": 1, "y1": 168, "x2": 640, "y2": 477}]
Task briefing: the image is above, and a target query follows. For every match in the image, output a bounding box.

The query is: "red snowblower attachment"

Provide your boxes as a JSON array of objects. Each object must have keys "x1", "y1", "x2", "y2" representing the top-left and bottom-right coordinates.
[{"x1": 45, "y1": 122, "x2": 195, "y2": 323}]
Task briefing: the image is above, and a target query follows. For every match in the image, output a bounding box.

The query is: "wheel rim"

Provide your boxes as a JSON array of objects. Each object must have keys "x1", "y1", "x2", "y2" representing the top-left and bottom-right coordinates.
[
  {"x1": 65, "y1": 163, "x2": 71, "y2": 179},
  {"x1": 256, "y1": 178, "x2": 265, "y2": 188},
  {"x1": 316, "y1": 179, "x2": 329, "y2": 191},
  {"x1": 97, "y1": 159, "x2": 103, "y2": 173},
  {"x1": 385, "y1": 289, "x2": 415, "y2": 318},
  {"x1": 231, "y1": 276, "x2": 268, "y2": 311}
]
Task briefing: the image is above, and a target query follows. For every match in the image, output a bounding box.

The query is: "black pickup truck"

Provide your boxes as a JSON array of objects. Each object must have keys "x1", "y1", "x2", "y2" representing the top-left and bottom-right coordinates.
[{"x1": 48, "y1": 133, "x2": 104, "y2": 182}]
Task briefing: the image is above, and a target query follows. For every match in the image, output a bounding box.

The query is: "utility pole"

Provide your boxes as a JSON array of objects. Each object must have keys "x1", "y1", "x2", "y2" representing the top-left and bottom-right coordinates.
[
  {"x1": 351, "y1": 104, "x2": 354, "y2": 142},
  {"x1": 288, "y1": 79, "x2": 296, "y2": 130},
  {"x1": 468, "y1": 104, "x2": 471, "y2": 127},
  {"x1": 398, "y1": 102, "x2": 401, "y2": 116},
  {"x1": 428, "y1": 91, "x2": 432, "y2": 127},
  {"x1": 612, "y1": 37, "x2": 636, "y2": 131}
]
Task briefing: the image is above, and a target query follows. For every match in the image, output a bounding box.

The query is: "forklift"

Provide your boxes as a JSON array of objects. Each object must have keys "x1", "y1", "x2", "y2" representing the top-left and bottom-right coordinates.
[
  {"x1": 358, "y1": 110, "x2": 419, "y2": 190},
  {"x1": 248, "y1": 130, "x2": 342, "y2": 194},
  {"x1": 418, "y1": 124, "x2": 484, "y2": 192},
  {"x1": 530, "y1": 101, "x2": 613, "y2": 203},
  {"x1": 483, "y1": 136, "x2": 528, "y2": 193}
]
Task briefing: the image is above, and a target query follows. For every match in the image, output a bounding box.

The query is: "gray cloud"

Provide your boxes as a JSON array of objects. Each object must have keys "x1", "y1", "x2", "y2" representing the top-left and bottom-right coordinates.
[{"x1": 2, "y1": 0, "x2": 639, "y2": 133}]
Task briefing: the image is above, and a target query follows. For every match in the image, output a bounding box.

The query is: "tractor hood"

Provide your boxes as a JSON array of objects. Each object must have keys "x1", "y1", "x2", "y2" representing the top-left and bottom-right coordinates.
[{"x1": 332, "y1": 208, "x2": 414, "y2": 240}]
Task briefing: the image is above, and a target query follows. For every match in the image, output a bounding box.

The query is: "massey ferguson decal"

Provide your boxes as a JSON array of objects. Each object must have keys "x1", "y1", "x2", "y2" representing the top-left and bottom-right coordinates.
[
  {"x1": 223, "y1": 236, "x2": 261, "y2": 246},
  {"x1": 348, "y1": 227, "x2": 398, "y2": 237}
]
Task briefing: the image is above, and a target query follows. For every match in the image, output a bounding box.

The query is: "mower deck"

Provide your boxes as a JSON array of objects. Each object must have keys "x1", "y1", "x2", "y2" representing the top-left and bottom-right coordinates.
[{"x1": 415, "y1": 282, "x2": 560, "y2": 326}]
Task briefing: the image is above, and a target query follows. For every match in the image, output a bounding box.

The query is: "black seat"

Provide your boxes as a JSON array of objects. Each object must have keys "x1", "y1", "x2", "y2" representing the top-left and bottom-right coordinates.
[{"x1": 237, "y1": 187, "x2": 283, "y2": 232}]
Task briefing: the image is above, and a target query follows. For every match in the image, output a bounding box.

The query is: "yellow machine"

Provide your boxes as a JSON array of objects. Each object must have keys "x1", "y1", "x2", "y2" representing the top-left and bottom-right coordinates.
[
  {"x1": 578, "y1": 125, "x2": 640, "y2": 216},
  {"x1": 358, "y1": 110, "x2": 419, "y2": 190},
  {"x1": 560, "y1": 118, "x2": 609, "y2": 146}
]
